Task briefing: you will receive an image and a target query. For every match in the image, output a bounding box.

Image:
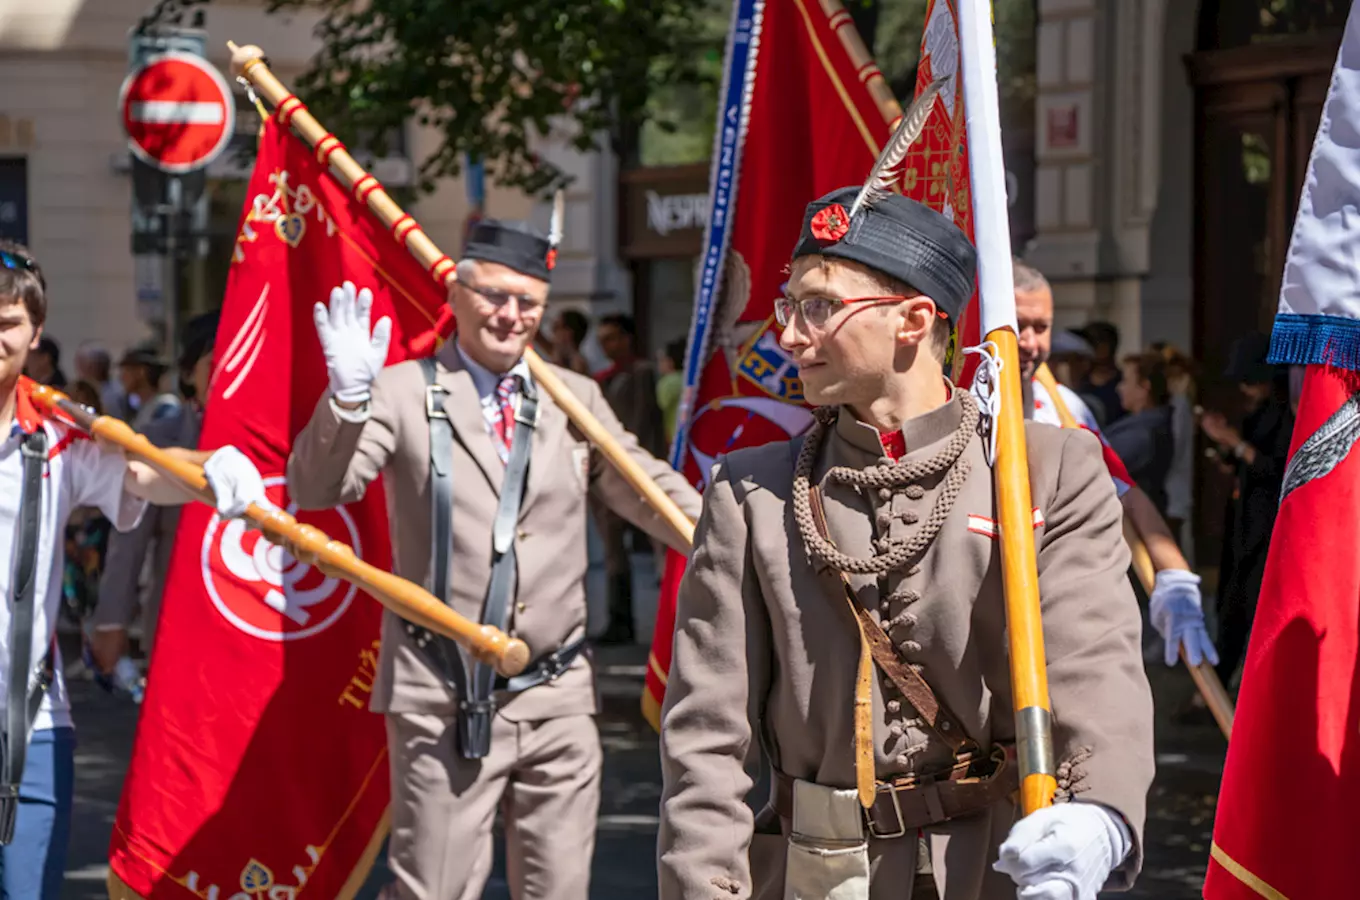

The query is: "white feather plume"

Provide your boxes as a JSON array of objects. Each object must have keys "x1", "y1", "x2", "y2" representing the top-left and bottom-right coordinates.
[
  {"x1": 848, "y1": 75, "x2": 951, "y2": 220},
  {"x1": 548, "y1": 188, "x2": 565, "y2": 248}
]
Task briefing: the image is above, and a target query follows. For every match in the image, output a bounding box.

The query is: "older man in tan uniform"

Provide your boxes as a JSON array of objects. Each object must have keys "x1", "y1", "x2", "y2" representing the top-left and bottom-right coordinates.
[
  {"x1": 658, "y1": 188, "x2": 1154, "y2": 900},
  {"x1": 288, "y1": 219, "x2": 701, "y2": 900}
]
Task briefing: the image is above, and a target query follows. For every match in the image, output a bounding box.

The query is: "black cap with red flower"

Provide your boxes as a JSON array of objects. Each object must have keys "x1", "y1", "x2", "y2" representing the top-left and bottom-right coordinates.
[{"x1": 790, "y1": 186, "x2": 976, "y2": 322}]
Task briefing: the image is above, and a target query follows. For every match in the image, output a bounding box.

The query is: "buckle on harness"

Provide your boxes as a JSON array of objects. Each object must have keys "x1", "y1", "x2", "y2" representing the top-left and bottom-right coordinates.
[
  {"x1": 0, "y1": 783, "x2": 18, "y2": 846},
  {"x1": 425, "y1": 385, "x2": 450, "y2": 420},
  {"x1": 541, "y1": 650, "x2": 569, "y2": 683},
  {"x1": 865, "y1": 785, "x2": 907, "y2": 839}
]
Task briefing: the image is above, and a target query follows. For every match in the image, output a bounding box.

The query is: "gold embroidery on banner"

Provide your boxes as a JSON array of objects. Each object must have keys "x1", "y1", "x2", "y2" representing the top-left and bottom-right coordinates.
[
  {"x1": 1209, "y1": 841, "x2": 1290, "y2": 900},
  {"x1": 339, "y1": 638, "x2": 382, "y2": 709}
]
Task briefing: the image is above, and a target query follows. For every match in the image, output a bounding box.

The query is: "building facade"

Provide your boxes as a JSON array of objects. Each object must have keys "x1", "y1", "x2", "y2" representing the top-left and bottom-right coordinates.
[{"x1": 0, "y1": 0, "x2": 626, "y2": 366}]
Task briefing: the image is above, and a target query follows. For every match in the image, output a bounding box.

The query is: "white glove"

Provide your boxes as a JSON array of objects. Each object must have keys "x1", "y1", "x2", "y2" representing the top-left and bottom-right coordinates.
[
  {"x1": 313, "y1": 280, "x2": 392, "y2": 404},
  {"x1": 202, "y1": 446, "x2": 270, "y2": 520},
  {"x1": 1149, "y1": 569, "x2": 1220, "y2": 667},
  {"x1": 994, "y1": 803, "x2": 1132, "y2": 900}
]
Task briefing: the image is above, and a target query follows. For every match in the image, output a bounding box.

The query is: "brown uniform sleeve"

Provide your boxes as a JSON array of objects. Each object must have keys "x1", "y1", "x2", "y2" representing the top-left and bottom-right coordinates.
[
  {"x1": 582, "y1": 376, "x2": 703, "y2": 552},
  {"x1": 286, "y1": 369, "x2": 401, "y2": 511},
  {"x1": 1036, "y1": 427, "x2": 1156, "y2": 886},
  {"x1": 659, "y1": 458, "x2": 770, "y2": 900}
]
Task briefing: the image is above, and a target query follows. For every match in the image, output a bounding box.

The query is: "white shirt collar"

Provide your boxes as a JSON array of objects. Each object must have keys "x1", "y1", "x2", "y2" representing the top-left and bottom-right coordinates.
[{"x1": 455, "y1": 344, "x2": 533, "y2": 401}]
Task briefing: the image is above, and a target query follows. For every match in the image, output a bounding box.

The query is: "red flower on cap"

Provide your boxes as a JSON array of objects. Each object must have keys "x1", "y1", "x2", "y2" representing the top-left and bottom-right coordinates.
[
  {"x1": 810, "y1": 203, "x2": 850, "y2": 243},
  {"x1": 546, "y1": 248, "x2": 558, "y2": 271}
]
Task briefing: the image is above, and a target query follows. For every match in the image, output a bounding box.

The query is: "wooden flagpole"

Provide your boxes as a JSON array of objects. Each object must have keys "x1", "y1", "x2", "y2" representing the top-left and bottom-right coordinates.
[
  {"x1": 27, "y1": 384, "x2": 530, "y2": 677},
  {"x1": 1036, "y1": 364, "x2": 1235, "y2": 739},
  {"x1": 226, "y1": 42, "x2": 696, "y2": 550},
  {"x1": 841, "y1": 0, "x2": 1056, "y2": 813}
]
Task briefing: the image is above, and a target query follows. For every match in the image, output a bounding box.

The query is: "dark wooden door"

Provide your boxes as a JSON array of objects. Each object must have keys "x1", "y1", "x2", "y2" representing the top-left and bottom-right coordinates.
[{"x1": 1187, "y1": 37, "x2": 1337, "y2": 570}]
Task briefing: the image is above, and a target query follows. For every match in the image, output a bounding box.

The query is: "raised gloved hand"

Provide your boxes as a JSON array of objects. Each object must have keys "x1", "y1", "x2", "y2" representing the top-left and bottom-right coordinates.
[
  {"x1": 202, "y1": 446, "x2": 271, "y2": 520},
  {"x1": 994, "y1": 802, "x2": 1132, "y2": 900},
  {"x1": 1149, "y1": 568, "x2": 1220, "y2": 667},
  {"x1": 313, "y1": 280, "x2": 392, "y2": 404}
]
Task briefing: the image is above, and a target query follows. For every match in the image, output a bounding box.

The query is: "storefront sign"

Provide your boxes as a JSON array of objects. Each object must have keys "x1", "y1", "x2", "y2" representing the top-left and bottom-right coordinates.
[{"x1": 620, "y1": 163, "x2": 710, "y2": 257}]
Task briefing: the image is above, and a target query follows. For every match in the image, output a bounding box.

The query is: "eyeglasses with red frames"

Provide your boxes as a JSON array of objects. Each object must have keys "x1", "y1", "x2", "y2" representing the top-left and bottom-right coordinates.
[{"x1": 773, "y1": 293, "x2": 916, "y2": 329}]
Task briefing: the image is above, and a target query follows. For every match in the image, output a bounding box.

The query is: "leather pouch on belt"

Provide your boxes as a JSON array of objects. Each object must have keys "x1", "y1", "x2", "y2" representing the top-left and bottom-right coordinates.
[{"x1": 784, "y1": 780, "x2": 870, "y2": 900}]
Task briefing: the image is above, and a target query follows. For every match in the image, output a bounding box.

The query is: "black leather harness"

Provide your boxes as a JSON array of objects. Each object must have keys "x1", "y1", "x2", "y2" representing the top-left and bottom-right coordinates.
[
  {"x1": 1, "y1": 428, "x2": 55, "y2": 844},
  {"x1": 411, "y1": 358, "x2": 584, "y2": 758}
]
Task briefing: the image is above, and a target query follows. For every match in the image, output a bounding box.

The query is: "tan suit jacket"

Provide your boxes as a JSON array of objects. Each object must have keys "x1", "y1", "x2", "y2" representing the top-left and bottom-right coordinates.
[
  {"x1": 659, "y1": 395, "x2": 1155, "y2": 900},
  {"x1": 288, "y1": 342, "x2": 702, "y2": 722}
]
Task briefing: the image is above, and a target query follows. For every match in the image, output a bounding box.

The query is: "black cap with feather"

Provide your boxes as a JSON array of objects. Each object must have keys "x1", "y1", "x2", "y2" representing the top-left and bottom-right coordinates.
[{"x1": 789, "y1": 77, "x2": 976, "y2": 321}]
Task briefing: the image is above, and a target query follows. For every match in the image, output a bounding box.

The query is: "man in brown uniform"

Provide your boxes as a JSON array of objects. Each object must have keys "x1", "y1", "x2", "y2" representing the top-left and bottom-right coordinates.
[
  {"x1": 287, "y1": 219, "x2": 702, "y2": 900},
  {"x1": 658, "y1": 188, "x2": 1154, "y2": 900}
]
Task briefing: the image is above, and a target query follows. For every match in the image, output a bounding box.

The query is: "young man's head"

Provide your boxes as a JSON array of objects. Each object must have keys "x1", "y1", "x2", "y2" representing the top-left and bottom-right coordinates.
[
  {"x1": 1081, "y1": 321, "x2": 1121, "y2": 366},
  {"x1": 659, "y1": 337, "x2": 686, "y2": 376},
  {"x1": 118, "y1": 344, "x2": 168, "y2": 396},
  {"x1": 452, "y1": 220, "x2": 553, "y2": 374},
  {"x1": 0, "y1": 240, "x2": 46, "y2": 392},
  {"x1": 25, "y1": 336, "x2": 61, "y2": 383},
  {"x1": 1013, "y1": 258, "x2": 1054, "y2": 382},
  {"x1": 179, "y1": 311, "x2": 220, "y2": 403},
  {"x1": 552, "y1": 309, "x2": 589, "y2": 353},
  {"x1": 596, "y1": 314, "x2": 638, "y2": 364},
  {"x1": 1116, "y1": 352, "x2": 1169, "y2": 414},
  {"x1": 74, "y1": 342, "x2": 112, "y2": 385},
  {"x1": 776, "y1": 187, "x2": 974, "y2": 411}
]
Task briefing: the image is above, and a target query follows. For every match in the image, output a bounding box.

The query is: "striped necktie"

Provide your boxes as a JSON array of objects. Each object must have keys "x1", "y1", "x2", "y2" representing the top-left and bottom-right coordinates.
[{"x1": 493, "y1": 374, "x2": 519, "y2": 459}]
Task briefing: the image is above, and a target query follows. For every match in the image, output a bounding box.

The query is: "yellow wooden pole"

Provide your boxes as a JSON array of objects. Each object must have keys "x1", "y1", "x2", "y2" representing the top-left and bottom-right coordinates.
[
  {"x1": 1036, "y1": 363, "x2": 1235, "y2": 739},
  {"x1": 29, "y1": 384, "x2": 530, "y2": 677},
  {"x1": 226, "y1": 42, "x2": 695, "y2": 551},
  {"x1": 989, "y1": 334, "x2": 1056, "y2": 812}
]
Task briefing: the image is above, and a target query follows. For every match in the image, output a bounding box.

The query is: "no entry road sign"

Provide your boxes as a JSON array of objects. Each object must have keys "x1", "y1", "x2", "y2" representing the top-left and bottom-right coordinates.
[{"x1": 119, "y1": 52, "x2": 236, "y2": 174}]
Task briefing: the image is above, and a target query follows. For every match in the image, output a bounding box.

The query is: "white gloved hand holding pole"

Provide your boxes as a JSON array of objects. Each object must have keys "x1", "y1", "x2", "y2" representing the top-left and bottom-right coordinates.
[
  {"x1": 313, "y1": 280, "x2": 392, "y2": 405},
  {"x1": 202, "y1": 446, "x2": 272, "y2": 520},
  {"x1": 993, "y1": 802, "x2": 1133, "y2": 900},
  {"x1": 1149, "y1": 569, "x2": 1220, "y2": 668}
]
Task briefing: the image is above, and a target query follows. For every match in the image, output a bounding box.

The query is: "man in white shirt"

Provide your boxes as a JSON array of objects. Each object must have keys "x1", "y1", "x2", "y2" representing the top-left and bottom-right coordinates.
[
  {"x1": 0, "y1": 241, "x2": 264, "y2": 899},
  {"x1": 1011, "y1": 257, "x2": 1218, "y2": 672}
]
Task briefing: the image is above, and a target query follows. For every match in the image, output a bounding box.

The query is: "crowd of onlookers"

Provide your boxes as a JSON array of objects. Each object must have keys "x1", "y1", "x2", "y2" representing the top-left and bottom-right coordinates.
[
  {"x1": 37, "y1": 303, "x2": 1297, "y2": 695},
  {"x1": 1045, "y1": 320, "x2": 1296, "y2": 692},
  {"x1": 23, "y1": 324, "x2": 219, "y2": 702}
]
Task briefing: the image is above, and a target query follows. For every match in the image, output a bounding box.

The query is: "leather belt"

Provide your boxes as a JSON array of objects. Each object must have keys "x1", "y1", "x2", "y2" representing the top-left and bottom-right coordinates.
[
  {"x1": 498, "y1": 636, "x2": 586, "y2": 693},
  {"x1": 772, "y1": 744, "x2": 1018, "y2": 840}
]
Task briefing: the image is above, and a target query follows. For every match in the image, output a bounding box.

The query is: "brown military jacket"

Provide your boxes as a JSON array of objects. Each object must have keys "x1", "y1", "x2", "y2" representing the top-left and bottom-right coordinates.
[
  {"x1": 288, "y1": 342, "x2": 702, "y2": 721},
  {"x1": 658, "y1": 393, "x2": 1154, "y2": 900}
]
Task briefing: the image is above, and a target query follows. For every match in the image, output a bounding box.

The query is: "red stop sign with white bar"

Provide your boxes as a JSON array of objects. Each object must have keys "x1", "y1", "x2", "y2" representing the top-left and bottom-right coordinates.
[{"x1": 119, "y1": 52, "x2": 236, "y2": 174}]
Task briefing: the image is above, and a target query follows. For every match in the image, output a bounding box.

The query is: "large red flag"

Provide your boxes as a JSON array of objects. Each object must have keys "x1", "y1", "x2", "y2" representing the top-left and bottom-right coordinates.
[
  {"x1": 644, "y1": 0, "x2": 900, "y2": 728},
  {"x1": 109, "y1": 119, "x2": 451, "y2": 898},
  {"x1": 1204, "y1": 8, "x2": 1360, "y2": 896}
]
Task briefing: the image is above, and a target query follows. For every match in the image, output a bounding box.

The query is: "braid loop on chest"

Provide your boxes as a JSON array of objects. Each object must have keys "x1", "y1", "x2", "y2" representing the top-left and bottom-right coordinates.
[{"x1": 792, "y1": 394, "x2": 979, "y2": 576}]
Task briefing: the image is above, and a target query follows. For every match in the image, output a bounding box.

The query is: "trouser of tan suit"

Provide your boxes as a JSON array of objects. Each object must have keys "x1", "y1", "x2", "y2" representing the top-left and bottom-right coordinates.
[{"x1": 386, "y1": 711, "x2": 602, "y2": 900}]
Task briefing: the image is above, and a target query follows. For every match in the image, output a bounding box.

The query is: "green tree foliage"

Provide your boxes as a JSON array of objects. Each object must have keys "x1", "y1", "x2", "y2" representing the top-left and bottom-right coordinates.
[{"x1": 144, "y1": 0, "x2": 719, "y2": 194}]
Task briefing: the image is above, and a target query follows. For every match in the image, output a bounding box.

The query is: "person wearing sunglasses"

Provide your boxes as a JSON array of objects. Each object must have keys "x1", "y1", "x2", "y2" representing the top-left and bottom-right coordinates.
[
  {"x1": 287, "y1": 218, "x2": 702, "y2": 900},
  {"x1": 0, "y1": 241, "x2": 265, "y2": 899},
  {"x1": 658, "y1": 188, "x2": 1153, "y2": 900}
]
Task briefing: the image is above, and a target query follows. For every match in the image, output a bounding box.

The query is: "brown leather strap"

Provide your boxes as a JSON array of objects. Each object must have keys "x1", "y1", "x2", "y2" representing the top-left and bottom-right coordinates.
[
  {"x1": 772, "y1": 745, "x2": 1019, "y2": 838},
  {"x1": 807, "y1": 485, "x2": 975, "y2": 755},
  {"x1": 809, "y1": 487, "x2": 876, "y2": 809}
]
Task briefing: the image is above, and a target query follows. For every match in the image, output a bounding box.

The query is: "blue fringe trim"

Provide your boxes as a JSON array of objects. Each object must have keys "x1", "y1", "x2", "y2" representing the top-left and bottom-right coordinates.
[{"x1": 1270, "y1": 314, "x2": 1360, "y2": 372}]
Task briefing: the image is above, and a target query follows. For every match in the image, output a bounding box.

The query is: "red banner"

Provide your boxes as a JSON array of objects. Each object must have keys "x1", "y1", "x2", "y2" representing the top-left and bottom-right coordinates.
[
  {"x1": 1204, "y1": 365, "x2": 1360, "y2": 899},
  {"x1": 644, "y1": 0, "x2": 896, "y2": 728},
  {"x1": 109, "y1": 119, "x2": 451, "y2": 898},
  {"x1": 904, "y1": 0, "x2": 978, "y2": 384}
]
